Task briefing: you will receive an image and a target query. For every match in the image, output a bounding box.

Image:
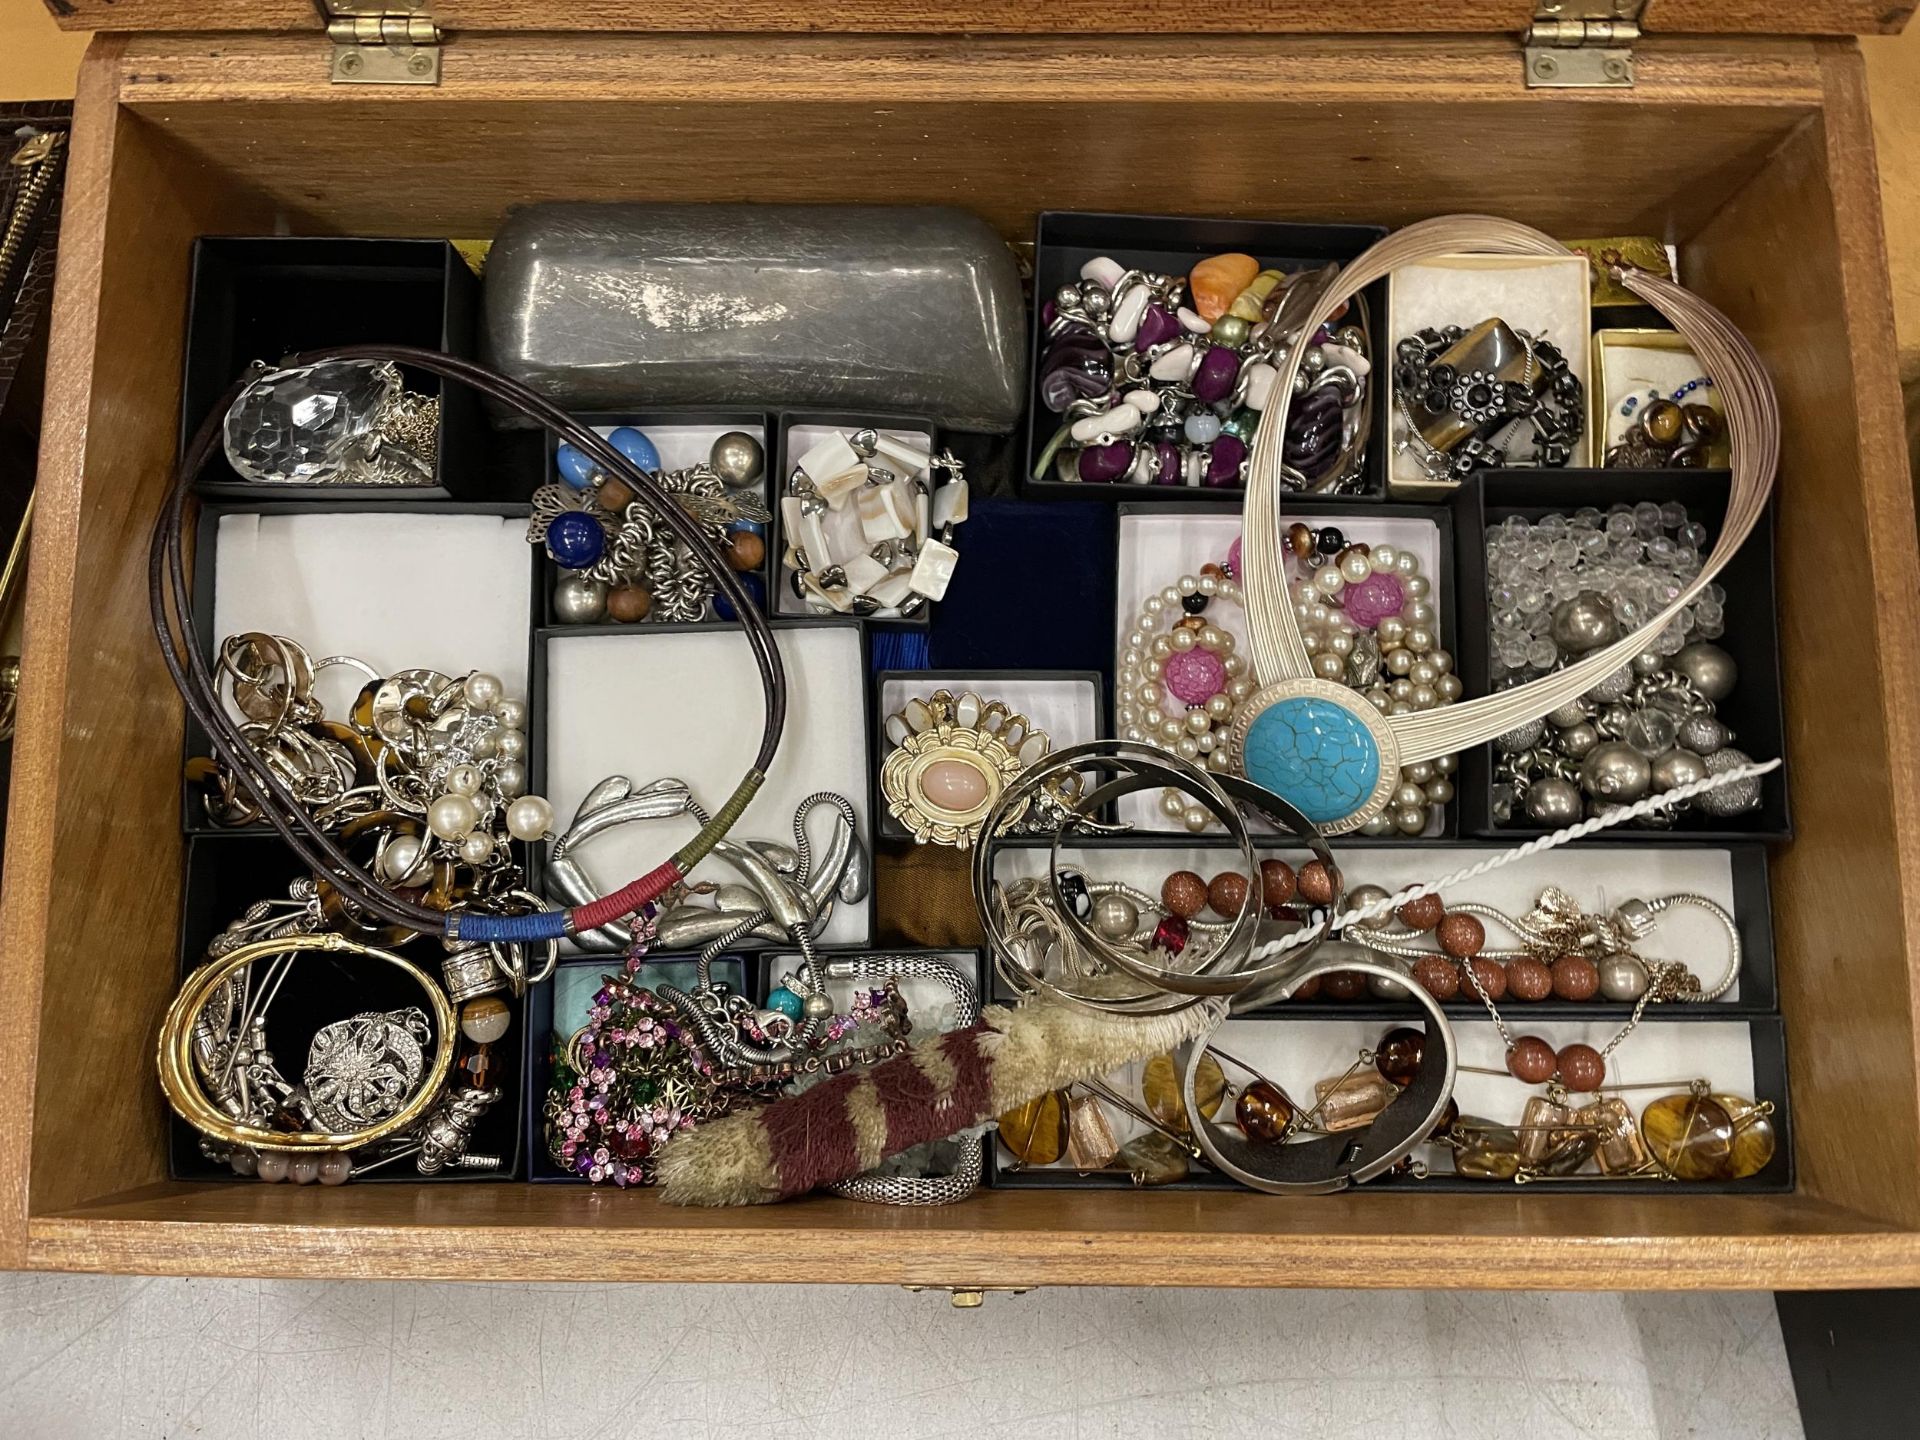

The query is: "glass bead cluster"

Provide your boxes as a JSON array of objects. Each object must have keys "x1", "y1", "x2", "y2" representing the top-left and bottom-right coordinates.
[
  {"x1": 1487, "y1": 501, "x2": 1725, "y2": 683},
  {"x1": 1284, "y1": 523, "x2": 1462, "y2": 836}
]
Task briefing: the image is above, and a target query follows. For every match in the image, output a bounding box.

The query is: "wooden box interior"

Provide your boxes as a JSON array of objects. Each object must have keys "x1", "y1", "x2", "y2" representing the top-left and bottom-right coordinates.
[{"x1": 4, "y1": 30, "x2": 1919, "y2": 1288}]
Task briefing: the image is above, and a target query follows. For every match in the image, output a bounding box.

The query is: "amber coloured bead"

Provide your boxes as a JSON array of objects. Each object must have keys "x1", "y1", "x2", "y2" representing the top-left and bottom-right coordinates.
[
  {"x1": 1207, "y1": 871, "x2": 1250, "y2": 919},
  {"x1": 1641, "y1": 398, "x2": 1684, "y2": 444},
  {"x1": 457, "y1": 1043, "x2": 496, "y2": 1091},
  {"x1": 1259, "y1": 858, "x2": 1298, "y2": 908},
  {"x1": 1505, "y1": 956, "x2": 1554, "y2": 1001},
  {"x1": 1396, "y1": 893, "x2": 1444, "y2": 932},
  {"x1": 1555, "y1": 1042, "x2": 1606, "y2": 1092},
  {"x1": 1465, "y1": 957, "x2": 1507, "y2": 1002},
  {"x1": 1235, "y1": 1080, "x2": 1296, "y2": 1142},
  {"x1": 1160, "y1": 870, "x2": 1209, "y2": 920},
  {"x1": 1411, "y1": 956, "x2": 1460, "y2": 1001},
  {"x1": 1286, "y1": 521, "x2": 1317, "y2": 559},
  {"x1": 1641, "y1": 1089, "x2": 1737, "y2": 1181},
  {"x1": 1144, "y1": 1051, "x2": 1223, "y2": 1133},
  {"x1": 1435, "y1": 912, "x2": 1486, "y2": 958},
  {"x1": 999, "y1": 1091, "x2": 1070, "y2": 1166},
  {"x1": 1506, "y1": 1035, "x2": 1557, "y2": 1084},
  {"x1": 727, "y1": 530, "x2": 766, "y2": 572},
  {"x1": 1374, "y1": 1026, "x2": 1426, "y2": 1087},
  {"x1": 1716, "y1": 1094, "x2": 1779, "y2": 1180},
  {"x1": 1452, "y1": 1119, "x2": 1523, "y2": 1180},
  {"x1": 1550, "y1": 955, "x2": 1600, "y2": 1001},
  {"x1": 1297, "y1": 859, "x2": 1336, "y2": 906},
  {"x1": 1117, "y1": 1132, "x2": 1191, "y2": 1187}
]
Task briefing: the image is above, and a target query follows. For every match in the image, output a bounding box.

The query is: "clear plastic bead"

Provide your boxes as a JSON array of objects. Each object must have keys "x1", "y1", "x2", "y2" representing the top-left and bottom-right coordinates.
[
  {"x1": 1660, "y1": 501, "x2": 1689, "y2": 530},
  {"x1": 1526, "y1": 638, "x2": 1559, "y2": 670}
]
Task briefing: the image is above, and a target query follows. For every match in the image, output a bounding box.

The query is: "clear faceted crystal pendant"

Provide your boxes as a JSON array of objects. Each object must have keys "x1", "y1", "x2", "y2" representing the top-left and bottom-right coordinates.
[
  {"x1": 1228, "y1": 678, "x2": 1401, "y2": 834},
  {"x1": 224, "y1": 359, "x2": 435, "y2": 486}
]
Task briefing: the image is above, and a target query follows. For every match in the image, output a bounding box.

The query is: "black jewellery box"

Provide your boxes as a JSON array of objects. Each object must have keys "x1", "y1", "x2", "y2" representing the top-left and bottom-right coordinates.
[
  {"x1": 170, "y1": 832, "x2": 528, "y2": 1184},
  {"x1": 1112, "y1": 498, "x2": 1463, "y2": 840},
  {"x1": 870, "y1": 668, "x2": 1107, "y2": 842},
  {"x1": 987, "y1": 1010, "x2": 1793, "y2": 1197},
  {"x1": 180, "y1": 498, "x2": 541, "y2": 835},
  {"x1": 1452, "y1": 469, "x2": 1790, "y2": 842},
  {"x1": 535, "y1": 409, "x2": 778, "y2": 630},
  {"x1": 769, "y1": 410, "x2": 945, "y2": 630},
  {"x1": 181, "y1": 237, "x2": 499, "y2": 502},
  {"x1": 1023, "y1": 211, "x2": 1389, "y2": 503},
  {"x1": 526, "y1": 614, "x2": 881, "y2": 951}
]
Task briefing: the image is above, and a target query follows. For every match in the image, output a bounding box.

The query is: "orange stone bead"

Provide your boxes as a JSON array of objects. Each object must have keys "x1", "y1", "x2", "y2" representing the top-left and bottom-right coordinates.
[
  {"x1": 1507, "y1": 1035, "x2": 1557, "y2": 1084},
  {"x1": 1556, "y1": 1043, "x2": 1606, "y2": 1092},
  {"x1": 1506, "y1": 956, "x2": 1554, "y2": 1001},
  {"x1": 1298, "y1": 859, "x2": 1335, "y2": 906},
  {"x1": 1321, "y1": 970, "x2": 1368, "y2": 1001},
  {"x1": 1465, "y1": 957, "x2": 1507, "y2": 1002},
  {"x1": 1412, "y1": 956, "x2": 1461, "y2": 1001},
  {"x1": 606, "y1": 585, "x2": 654, "y2": 623},
  {"x1": 1161, "y1": 870, "x2": 1209, "y2": 920},
  {"x1": 1189, "y1": 252, "x2": 1262, "y2": 322},
  {"x1": 1436, "y1": 912, "x2": 1486, "y2": 959},
  {"x1": 1397, "y1": 893, "x2": 1445, "y2": 932},
  {"x1": 1259, "y1": 859, "x2": 1298, "y2": 908},
  {"x1": 1551, "y1": 955, "x2": 1601, "y2": 1001},
  {"x1": 1207, "y1": 871, "x2": 1250, "y2": 919},
  {"x1": 727, "y1": 531, "x2": 766, "y2": 572}
]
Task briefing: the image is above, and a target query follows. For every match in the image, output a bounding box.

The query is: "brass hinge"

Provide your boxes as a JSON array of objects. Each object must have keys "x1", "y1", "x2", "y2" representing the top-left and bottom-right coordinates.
[
  {"x1": 1525, "y1": 1, "x2": 1645, "y2": 89},
  {"x1": 901, "y1": 1285, "x2": 1035, "y2": 1308},
  {"x1": 316, "y1": 2, "x2": 441, "y2": 86}
]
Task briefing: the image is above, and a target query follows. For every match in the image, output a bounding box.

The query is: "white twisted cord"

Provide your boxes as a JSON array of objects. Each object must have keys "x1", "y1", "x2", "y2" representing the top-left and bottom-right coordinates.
[{"x1": 1248, "y1": 757, "x2": 1782, "y2": 965}]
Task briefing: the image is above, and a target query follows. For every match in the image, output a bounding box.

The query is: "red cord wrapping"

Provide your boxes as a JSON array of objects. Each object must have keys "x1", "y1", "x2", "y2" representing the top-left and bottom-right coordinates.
[{"x1": 570, "y1": 860, "x2": 685, "y2": 935}]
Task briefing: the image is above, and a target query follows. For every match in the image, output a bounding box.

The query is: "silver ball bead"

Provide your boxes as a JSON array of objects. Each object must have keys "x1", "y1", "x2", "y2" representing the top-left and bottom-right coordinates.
[
  {"x1": 802, "y1": 992, "x2": 834, "y2": 1019},
  {"x1": 1583, "y1": 666, "x2": 1635, "y2": 704},
  {"x1": 1496, "y1": 718, "x2": 1546, "y2": 754},
  {"x1": 1580, "y1": 741, "x2": 1653, "y2": 802},
  {"x1": 1650, "y1": 747, "x2": 1711, "y2": 793},
  {"x1": 1559, "y1": 722, "x2": 1601, "y2": 760},
  {"x1": 708, "y1": 430, "x2": 766, "y2": 489},
  {"x1": 1524, "y1": 776, "x2": 1584, "y2": 825},
  {"x1": 554, "y1": 573, "x2": 609, "y2": 624},
  {"x1": 1549, "y1": 590, "x2": 1621, "y2": 656},
  {"x1": 1671, "y1": 642, "x2": 1738, "y2": 703},
  {"x1": 1698, "y1": 747, "x2": 1763, "y2": 816},
  {"x1": 1677, "y1": 713, "x2": 1731, "y2": 756},
  {"x1": 1598, "y1": 955, "x2": 1650, "y2": 1002},
  {"x1": 1547, "y1": 700, "x2": 1590, "y2": 729},
  {"x1": 1091, "y1": 892, "x2": 1140, "y2": 941},
  {"x1": 1632, "y1": 650, "x2": 1666, "y2": 677}
]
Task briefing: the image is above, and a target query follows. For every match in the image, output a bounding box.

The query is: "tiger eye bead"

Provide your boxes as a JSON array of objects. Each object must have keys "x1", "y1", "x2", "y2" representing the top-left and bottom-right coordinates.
[
  {"x1": 1556, "y1": 1042, "x2": 1606, "y2": 1092},
  {"x1": 1298, "y1": 859, "x2": 1335, "y2": 906},
  {"x1": 1465, "y1": 957, "x2": 1507, "y2": 1002},
  {"x1": 1161, "y1": 870, "x2": 1209, "y2": 919},
  {"x1": 1507, "y1": 1035, "x2": 1557, "y2": 1084},
  {"x1": 1506, "y1": 956, "x2": 1554, "y2": 1001},
  {"x1": 1436, "y1": 912, "x2": 1486, "y2": 959},
  {"x1": 1374, "y1": 1026, "x2": 1426, "y2": 1086},
  {"x1": 1641, "y1": 398, "x2": 1684, "y2": 445},
  {"x1": 1411, "y1": 956, "x2": 1460, "y2": 1001},
  {"x1": 1396, "y1": 893, "x2": 1445, "y2": 932},
  {"x1": 1260, "y1": 859, "x2": 1299, "y2": 908},
  {"x1": 1551, "y1": 955, "x2": 1601, "y2": 1001},
  {"x1": 1207, "y1": 871, "x2": 1250, "y2": 918}
]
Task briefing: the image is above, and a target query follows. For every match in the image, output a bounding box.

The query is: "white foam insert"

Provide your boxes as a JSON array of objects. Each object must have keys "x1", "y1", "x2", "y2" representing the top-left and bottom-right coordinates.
[
  {"x1": 212, "y1": 511, "x2": 531, "y2": 717},
  {"x1": 776, "y1": 421, "x2": 935, "y2": 619},
  {"x1": 876, "y1": 674, "x2": 1101, "y2": 838},
  {"x1": 762, "y1": 949, "x2": 982, "y2": 1034},
  {"x1": 1003, "y1": 1016, "x2": 1760, "y2": 1177},
  {"x1": 1388, "y1": 254, "x2": 1593, "y2": 487},
  {"x1": 1592, "y1": 334, "x2": 1725, "y2": 452},
  {"x1": 567, "y1": 421, "x2": 769, "y2": 492},
  {"x1": 543, "y1": 624, "x2": 871, "y2": 947},
  {"x1": 1113, "y1": 509, "x2": 1447, "y2": 833},
  {"x1": 992, "y1": 842, "x2": 1743, "y2": 1001}
]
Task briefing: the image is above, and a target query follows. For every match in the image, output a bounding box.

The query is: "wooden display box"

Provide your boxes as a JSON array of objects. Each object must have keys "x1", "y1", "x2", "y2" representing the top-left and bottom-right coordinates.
[{"x1": 4, "y1": 6, "x2": 1920, "y2": 1291}]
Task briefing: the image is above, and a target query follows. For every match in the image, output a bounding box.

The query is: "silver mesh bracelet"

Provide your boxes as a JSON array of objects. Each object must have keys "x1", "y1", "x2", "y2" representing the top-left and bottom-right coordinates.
[{"x1": 823, "y1": 954, "x2": 985, "y2": 1207}]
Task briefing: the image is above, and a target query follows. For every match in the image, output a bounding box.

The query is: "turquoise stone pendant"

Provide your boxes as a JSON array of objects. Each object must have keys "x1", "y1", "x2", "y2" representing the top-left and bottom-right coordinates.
[{"x1": 1228, "y1": 679, "x2": 1401, "y2": 834}]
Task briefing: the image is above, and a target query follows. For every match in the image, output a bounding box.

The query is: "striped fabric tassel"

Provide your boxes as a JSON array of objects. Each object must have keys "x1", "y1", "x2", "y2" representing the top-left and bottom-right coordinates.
[{"x1": 656, "y1": 997, "x2": 1224, "y2": 1206}]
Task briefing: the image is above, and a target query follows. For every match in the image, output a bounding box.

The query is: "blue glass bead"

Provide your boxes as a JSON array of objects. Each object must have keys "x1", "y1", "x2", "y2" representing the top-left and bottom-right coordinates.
[
  {"x1": 713, "y1": 571, "x2": 765, "y2": 622},
  {"x1": 728, "y1": 519, "x2": 766, "y2": 536},
  {"x1": 766, "y1": 987, "x2": 804, "y2": 1020},
  {"x1": 545, "y1": 511, "x2": 606, "y2": 569},
  {"x1": 608, "y1": 426, "x2": 661, "y2": 473},
  {"x1": 1240, "y1": 694, "x2": 1382, "y2": 826},
  {"x1": 555, "y1": 441, "x2": 597, "y2": 489}
]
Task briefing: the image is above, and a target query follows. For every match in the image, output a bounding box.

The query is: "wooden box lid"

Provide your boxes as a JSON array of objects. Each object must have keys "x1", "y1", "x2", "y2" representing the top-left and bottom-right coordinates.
[{"x1": 37, "y1": 0, "x2": 1917, "y2": 37}]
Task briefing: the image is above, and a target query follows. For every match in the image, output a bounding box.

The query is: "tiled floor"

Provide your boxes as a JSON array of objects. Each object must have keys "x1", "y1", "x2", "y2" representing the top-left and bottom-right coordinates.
[{"x1": 0, "y1": 1272, "x2": 1803, "y2": 1438}]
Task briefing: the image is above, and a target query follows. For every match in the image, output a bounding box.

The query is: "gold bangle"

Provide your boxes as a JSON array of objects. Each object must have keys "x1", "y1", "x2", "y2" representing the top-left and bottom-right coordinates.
[{"x1": 156, "y1": 931, "x2": 455, "y2": 1153}]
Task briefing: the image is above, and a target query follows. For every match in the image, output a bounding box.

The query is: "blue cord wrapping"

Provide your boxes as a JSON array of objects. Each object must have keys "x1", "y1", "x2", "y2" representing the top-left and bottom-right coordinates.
[{"x1": 451, "y1": 909, "x2": 571, "y2": 943}]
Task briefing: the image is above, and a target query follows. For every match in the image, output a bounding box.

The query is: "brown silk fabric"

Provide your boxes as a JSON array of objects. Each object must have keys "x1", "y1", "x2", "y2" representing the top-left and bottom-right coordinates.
[{"x1": 873, "y1": 842, "x2": 984, "y2": 947}]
